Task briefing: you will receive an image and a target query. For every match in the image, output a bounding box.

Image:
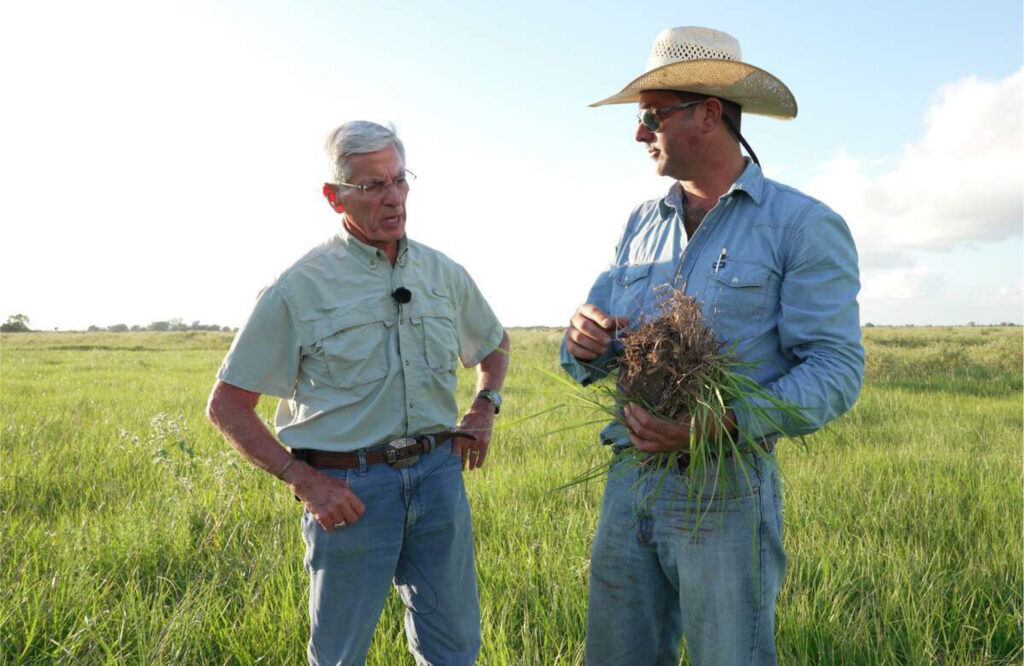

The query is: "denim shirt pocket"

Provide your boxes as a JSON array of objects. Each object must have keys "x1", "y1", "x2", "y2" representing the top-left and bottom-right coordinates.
[
  {"x1": 705, "y1": 261, "x2": 771, "y2": 334},
  {"x1": 315, "y1": 317, "x2": 391, "y2": 388},
  {"x1": 611, "y1": 263, "x2": 654, "y2": 321}
]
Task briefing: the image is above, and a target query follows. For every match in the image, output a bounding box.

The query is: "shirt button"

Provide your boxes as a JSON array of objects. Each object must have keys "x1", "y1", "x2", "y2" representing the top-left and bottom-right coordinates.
[
  {"x1": 405, "y1": 359, "x2": 410, "y2": 366},
  {"x1": 409, "y1": 402, "x2": 414, "y2": 408},
  {"x1": 369, "y1": 260, "x2": 376, "y2": 268}
]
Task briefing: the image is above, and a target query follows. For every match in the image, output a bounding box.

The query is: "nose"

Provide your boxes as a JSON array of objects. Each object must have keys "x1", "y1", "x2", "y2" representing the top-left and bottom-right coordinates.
[
  {"x1": 635, "y1": 123, "x2": 655, "y2": 144},
  {"x1": 382, "y1": 180, "x2": 405, "y2": 204}
]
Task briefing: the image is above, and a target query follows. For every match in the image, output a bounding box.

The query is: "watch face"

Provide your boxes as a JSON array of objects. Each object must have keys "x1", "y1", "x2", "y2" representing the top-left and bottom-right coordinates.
[{"x1": 479, "y1": 390, "x2": 501, "y2": 414}]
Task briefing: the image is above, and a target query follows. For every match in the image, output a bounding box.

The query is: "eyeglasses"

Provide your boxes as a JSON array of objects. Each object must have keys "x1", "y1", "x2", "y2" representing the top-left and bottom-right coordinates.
[
  {"x1": 636, "y1": 101, "x2": 703, "y2": 132},
  {"x1": 337, "y1": 169, "x2": 416, "y2": 197}
]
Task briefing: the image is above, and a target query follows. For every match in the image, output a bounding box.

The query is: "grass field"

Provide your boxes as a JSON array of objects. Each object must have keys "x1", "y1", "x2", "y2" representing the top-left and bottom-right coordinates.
[{"x1": 1, "y1": 326, "x2": 1021, "y2": 664}]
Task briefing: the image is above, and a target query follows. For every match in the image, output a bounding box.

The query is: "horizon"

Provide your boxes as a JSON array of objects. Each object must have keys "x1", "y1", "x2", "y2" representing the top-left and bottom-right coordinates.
[{"x1": 4, "y1": 317, "x2": 1022, "y2": 333}]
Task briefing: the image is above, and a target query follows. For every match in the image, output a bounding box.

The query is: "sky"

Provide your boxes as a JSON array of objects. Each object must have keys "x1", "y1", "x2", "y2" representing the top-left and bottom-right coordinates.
[{"x1": 1, "y1": 0, "x2": 1021, "y2": 330}]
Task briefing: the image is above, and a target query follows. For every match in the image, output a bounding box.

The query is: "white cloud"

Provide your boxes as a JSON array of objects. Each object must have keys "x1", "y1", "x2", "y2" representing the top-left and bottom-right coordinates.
[
  {"x1": 859, "y1": 263, "x2": 938, "y2": 301},
  {"x1": 860, "y1": 272, "x2": 1023, "y2": 326},
  {"x1": 805, "y1": 68, "x2": 1023, "y2": 261},
  {"x1": 800, "y1": 69, "x2": 1024, "y2": 325}
]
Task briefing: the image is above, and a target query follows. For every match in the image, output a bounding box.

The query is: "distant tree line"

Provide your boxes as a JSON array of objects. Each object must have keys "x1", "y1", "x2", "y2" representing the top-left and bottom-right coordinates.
[
  {"x1": 4, "y1": 313, "x2": 1020, "y2": 334},
  {"x1": 863, "y1": 321, "x2": 1020, "y2": 328},
  {"x1": 2, "y1": 314, "x2": 235, "y2": 333},
  {"x1": 87, "y1": 318, "x2": 236, "y2": 332}
]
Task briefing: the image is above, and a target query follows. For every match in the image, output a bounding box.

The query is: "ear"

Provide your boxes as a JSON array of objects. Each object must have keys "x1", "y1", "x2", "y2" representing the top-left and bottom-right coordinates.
[
  {"x1": 701, "y1": 98, "x2": 725, "y2": 133},
  {"x1": 323, "y1": 183, "x2": 345, "y2": 213}
]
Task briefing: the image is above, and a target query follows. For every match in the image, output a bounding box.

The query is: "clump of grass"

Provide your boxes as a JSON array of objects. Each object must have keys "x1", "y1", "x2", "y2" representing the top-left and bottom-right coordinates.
[
  {"x1": 618, "y1": 288, "x2": 729, "y2": 422},
  {"x1": 556, "y1": 287, "x2": 810, "y2": 505},
  {"x1": 619, "y1": 286, "x2": 807, "y2": 460}
]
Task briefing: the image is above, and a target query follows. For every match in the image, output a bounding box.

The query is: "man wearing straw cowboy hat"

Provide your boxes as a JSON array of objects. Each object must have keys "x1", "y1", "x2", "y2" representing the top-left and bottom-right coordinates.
[
  {"x1": 208, "y1": 120, "x2": 508, "y2": 665},
  {"x1": 561, "y1": 27, "x2": 863, "y2": 665}
]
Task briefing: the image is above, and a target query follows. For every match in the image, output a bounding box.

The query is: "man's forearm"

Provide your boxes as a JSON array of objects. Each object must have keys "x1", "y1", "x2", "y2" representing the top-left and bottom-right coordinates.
[
  {"x1": 733, "y1": 345, "x2": 862, "y2": 439},
  {"x1": 475, "y1": 330, "x2": 510, "y2": 393},
  {"x1": 207, "y1": 381, "x2": 366, "y2": 528},
  {"x1": 206, "y1": 382, "x2": 298, "y2": 481},
  {"x1": 216, "y1": 409, "x2": 294, "y2": 476}
]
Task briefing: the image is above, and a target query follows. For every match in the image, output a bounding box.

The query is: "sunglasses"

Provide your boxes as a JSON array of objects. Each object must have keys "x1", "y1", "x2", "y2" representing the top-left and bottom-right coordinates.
[{"x1": 636, "y1": 100, "x2": 704, "y2": 132}]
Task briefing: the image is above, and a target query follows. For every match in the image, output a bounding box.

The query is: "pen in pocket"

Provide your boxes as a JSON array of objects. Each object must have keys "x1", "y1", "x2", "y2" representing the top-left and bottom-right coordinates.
[{"x1": 714, "y1": 247, "x2": 727, "y2": 272}]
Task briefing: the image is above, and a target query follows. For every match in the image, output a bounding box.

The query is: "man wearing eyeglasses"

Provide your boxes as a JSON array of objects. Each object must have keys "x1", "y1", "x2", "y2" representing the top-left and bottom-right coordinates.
[
  {"x1": 561, "y1": 28, "x2": 863, "y2": 665},
  {"x1": 207, "y1": 120, "x2": 508, "y2": 665}
]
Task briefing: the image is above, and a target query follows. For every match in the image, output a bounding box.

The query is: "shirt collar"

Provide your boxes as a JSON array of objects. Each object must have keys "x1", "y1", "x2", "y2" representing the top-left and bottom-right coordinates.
[
  {"x1": 658, "y1": 159, "x2": 765, "y2": 216},
  {"x1": 724, "y1": 158, "x2": 764, "y2": 205},
  {"x1": 337, "y1": 226, "x2": 409, "y2": 268},
  {"x1": 658, "y1": 181, "x2": 685, "y2": 220}
]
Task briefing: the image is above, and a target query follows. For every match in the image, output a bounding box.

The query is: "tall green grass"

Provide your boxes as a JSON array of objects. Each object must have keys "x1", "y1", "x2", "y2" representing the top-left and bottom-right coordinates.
[{"x1": 1, "y1": 327, "x2": 1021, "y2": 664}]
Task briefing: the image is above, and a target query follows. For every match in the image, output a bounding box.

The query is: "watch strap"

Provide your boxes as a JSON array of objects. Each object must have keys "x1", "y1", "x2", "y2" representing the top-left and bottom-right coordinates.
[{"x1": 475, "y1": 389, "x2": 501, "y2": 414}]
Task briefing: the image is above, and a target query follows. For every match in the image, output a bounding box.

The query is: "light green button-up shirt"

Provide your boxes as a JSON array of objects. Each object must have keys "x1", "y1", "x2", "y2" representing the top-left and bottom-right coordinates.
[{"x1": 217, "y1": 229, "x2": 504, "y2": 452}]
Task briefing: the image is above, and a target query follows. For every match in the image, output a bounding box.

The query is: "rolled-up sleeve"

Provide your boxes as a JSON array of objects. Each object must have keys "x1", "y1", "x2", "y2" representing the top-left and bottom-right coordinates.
[
  {"x1": 217, "y1": 284, "x2": 302, "y2": 399},
  {"x1": 732, "y1": 205, "x2": 865, "y2": 438}
]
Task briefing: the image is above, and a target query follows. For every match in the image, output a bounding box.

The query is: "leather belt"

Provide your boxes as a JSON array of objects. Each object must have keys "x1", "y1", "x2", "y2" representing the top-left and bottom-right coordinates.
[
  {"x1": 613, "y1": 438, "x2": 776, "y2": 471},
  {"x1": 674, "y1": 438, "x2": 776, "y2": 472},
  {"x1": 292, "y1": 430, "x2": 473, "y2": 470}
]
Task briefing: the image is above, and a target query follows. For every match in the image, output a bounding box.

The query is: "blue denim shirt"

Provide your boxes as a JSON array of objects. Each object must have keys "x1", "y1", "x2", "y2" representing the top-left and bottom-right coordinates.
[{"x1": 560, "y1": 160, "x2": 864, "y2": 446}]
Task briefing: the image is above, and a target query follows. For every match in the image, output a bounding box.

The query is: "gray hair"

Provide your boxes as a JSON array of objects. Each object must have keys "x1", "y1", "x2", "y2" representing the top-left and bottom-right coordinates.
[{"x1": 325, "y1": 121, "x2": 406, "y2": 182}]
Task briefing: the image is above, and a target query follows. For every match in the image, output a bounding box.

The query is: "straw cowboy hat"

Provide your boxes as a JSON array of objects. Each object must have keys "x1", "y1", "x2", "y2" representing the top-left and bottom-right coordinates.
[{"x1": 590, "y1": 27, "x2": 797, "y2": 120}]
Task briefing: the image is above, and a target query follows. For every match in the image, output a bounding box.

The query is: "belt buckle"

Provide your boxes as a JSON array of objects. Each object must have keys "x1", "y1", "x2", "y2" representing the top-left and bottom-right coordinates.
[{"x1": 383, "y1": 437, "x2": 421, "y2": 469}]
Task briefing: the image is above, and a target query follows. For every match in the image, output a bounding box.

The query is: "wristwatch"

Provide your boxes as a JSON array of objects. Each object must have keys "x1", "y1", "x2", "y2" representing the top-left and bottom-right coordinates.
[{"x1": 475, "y1": 389, "x2": 502, "y2": 415}]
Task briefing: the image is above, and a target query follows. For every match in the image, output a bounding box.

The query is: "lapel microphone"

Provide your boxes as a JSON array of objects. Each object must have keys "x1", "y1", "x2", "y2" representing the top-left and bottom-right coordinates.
[{"x1": 392, "y1": 287, "x2": 412, "y2": 305}]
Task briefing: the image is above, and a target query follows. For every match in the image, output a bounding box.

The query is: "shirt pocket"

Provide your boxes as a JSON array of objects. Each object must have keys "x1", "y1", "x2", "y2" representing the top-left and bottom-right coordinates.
[
  {"x1": 317, "y1": 320, "x2": 390, "y2": 388},
  {"x1": 422, "y1": 314, "x2": 458, "y2": 371},
  {"x1": 410, "y1": 287, "x2": 459, "y2": 373},
  {"x1": 706, "y1": 260, "x2": 771, "y2": 328},
  {"x1": 610, "y1": 263, "x2": 654, "y2": 320}
]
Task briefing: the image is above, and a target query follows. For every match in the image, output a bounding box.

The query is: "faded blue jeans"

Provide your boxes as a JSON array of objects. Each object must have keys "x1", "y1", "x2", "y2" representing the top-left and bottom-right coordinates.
[
  {"x1": 585, "y1": 451, "x2": 786, "y2": 666},
  {"x1": 301, "y1": 441, "x2": 481, "y2": 665}
]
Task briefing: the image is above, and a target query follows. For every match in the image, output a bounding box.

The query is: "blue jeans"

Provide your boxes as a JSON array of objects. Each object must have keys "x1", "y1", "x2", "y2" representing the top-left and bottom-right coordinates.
[
  {"x1": 301, "y1": 442, "x2": 481, "y2": 665},
  {"x1": 585, "y1": 452, "x2": 786, "y2": 666}
]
